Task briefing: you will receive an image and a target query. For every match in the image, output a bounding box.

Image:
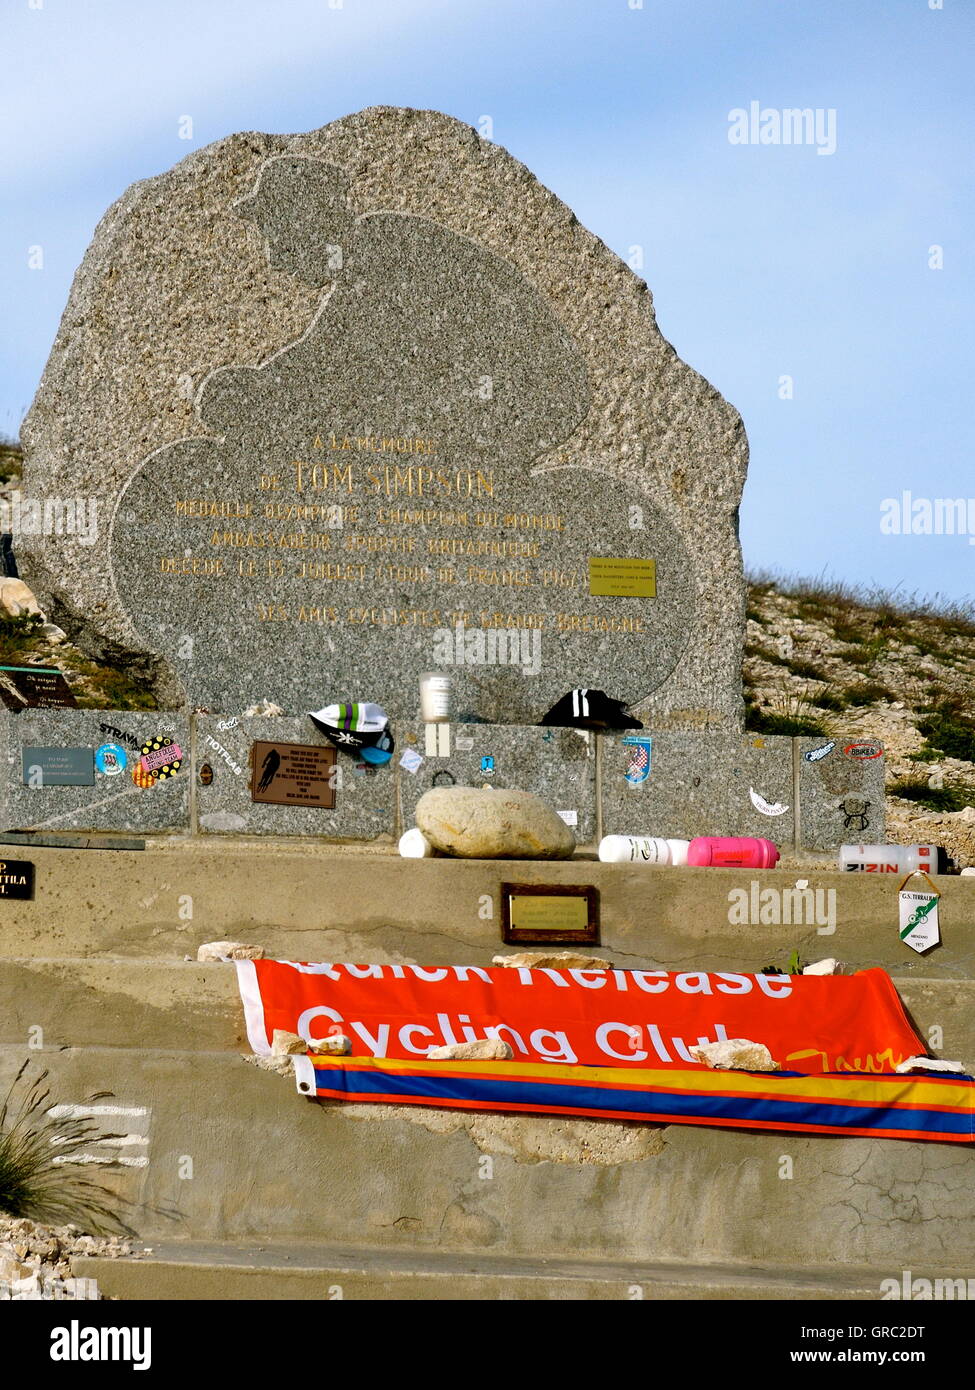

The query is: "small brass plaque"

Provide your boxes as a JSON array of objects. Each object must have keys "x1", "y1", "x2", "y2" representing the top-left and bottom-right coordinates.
[
  {"x1": 588, "y1": 557, "x2": 656, "y2": 598},
  {"x1": 501, "y1": 883, "x2": 599, "y2": 945}
]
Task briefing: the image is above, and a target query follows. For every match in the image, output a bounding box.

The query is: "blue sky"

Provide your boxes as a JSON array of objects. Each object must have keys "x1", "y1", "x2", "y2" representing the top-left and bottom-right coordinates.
[{"x1": 1, "y1": 0, "x2": 972, "y2": 601}]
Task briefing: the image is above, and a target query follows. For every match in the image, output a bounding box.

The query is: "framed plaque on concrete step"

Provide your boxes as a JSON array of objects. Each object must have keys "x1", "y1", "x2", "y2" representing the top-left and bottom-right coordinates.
[{"x1": 500, "y1": 882, "x2": 599, "y2": 945}]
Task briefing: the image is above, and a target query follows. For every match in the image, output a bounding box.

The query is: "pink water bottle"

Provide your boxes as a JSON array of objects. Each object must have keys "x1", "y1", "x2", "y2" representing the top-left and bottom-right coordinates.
[{"x1": 687, "y1": 836, "x2": 780, "y2": 868}]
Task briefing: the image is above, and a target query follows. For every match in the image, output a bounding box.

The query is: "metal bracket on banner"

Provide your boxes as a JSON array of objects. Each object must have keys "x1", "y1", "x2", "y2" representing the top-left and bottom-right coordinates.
[{"x1": 897, "y1": 868, "x2": 941, "y2": 955}]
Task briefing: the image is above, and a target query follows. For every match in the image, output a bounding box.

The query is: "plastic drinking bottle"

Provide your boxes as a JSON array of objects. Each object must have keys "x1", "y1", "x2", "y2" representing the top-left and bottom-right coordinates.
[
  {"x1": 598, "y1": 835, "x2": 690, "y2": 865},
  {"x1": 686, "y1": 837, "x2": 780, "y2": 868}
]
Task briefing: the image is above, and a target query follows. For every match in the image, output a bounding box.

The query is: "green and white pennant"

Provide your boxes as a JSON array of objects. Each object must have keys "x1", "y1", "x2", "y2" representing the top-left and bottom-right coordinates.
[{"x1": 898, "y1": 870, "x2": 941, "y2": 955}]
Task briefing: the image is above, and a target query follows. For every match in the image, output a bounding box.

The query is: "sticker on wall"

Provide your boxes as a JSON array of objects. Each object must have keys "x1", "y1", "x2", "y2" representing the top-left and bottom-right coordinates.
[
  {"x1": 399, "y1": 748, "x2": 424, "y2": 775},
  {"x1": 140, "y1": 736, "x2": 183, "y2": 781},
  {"x1": 557, "y1": 809, "x2": 578, "y2": 827},
  {"x1": 131, "y1": 760, "x2": 156, "y2": 789},
  {"x1": 94, "y1": 742, "x2": 128, "y2": 777},
  {"x1": 844, "y1": 741, "x2": 883, "y2": 761},
  {"x1": 456, "y1": 735, "x2": 475, "y2": 752},
  {"x1": 622, "y1": 735, "x2": 652, "y2": 786},
  {"x1": 804, "y1": 741, "x2": 836, "y2": 763},
  {"x1": 425, "y1": 724, "x2": 451, "y2": 758},
  {"x1": 198, "y1": 762, "x2": 214, "y2": 786},
  {"x1": 481, "y1": 755, "x2": 496, "y2": 777},
  {"x1": 749, "y1": 787, "x2": 789, "y2": 817},
  {"x1": 840, "y1": 797, "x2": 871, "y2": 831}
]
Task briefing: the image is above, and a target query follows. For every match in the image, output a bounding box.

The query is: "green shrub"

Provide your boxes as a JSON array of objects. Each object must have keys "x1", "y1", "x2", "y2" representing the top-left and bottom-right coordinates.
[
  {"x1": 916, "y1": 708, "x2": 975, "y2": 763},
  {"x1": 745, "y1": 703, "x2": 827, "y2": 737},
  {"x1": 813, "y1": 691, "x2": 847, "y2": 712},
  {"x1": 888, "y1": 777, "x2": 969, "y2": 813},
  {"x1": 0, "y1": 1062, "x2": 130, "y2": 1233},
  {"x1": 845, "y1": 682, "x2": 894, "y2": 707},
  {"x1": 0, "y1": 612, "x2": 45, "y2": 661},
  {"x1": 788, "y1": 659, "x2": 831, "y2": 681}
]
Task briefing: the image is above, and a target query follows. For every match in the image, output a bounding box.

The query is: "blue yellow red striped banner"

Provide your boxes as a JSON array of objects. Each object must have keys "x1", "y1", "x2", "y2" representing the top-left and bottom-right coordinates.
[{"x1": 293, "y1": 1054, "x2": 975, "y2": 1144}]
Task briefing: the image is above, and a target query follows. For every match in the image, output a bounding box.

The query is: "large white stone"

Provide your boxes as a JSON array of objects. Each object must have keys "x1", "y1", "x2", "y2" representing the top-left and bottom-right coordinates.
[{"x1": 416, "y1": 786, "x2": 576, "y2": 859}]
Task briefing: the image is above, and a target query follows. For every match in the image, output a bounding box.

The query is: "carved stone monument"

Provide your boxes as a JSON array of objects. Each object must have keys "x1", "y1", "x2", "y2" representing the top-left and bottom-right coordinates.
[{"x1": 21, "y1": 107, "x2": 748, "y2": 725}]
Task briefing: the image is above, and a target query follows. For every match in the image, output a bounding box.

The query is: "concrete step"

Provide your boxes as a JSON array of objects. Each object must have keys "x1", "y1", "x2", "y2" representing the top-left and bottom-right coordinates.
[
  {"x1": 4, "y1": 1045, "x2": 973, "y2": 1270},
  {"x1": 0, "y1": 958, "x2": 969, "y2": 1061},
  {"x1": 3, "y1": 841, "x2": 975, "y2": 976},
  {"x1": 70, "y1": 1241, "x2": 910, "y2": 1301}
]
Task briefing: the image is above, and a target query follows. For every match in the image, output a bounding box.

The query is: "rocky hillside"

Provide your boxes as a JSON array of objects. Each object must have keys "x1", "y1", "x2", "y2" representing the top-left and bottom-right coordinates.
[{"x1": 745, "y1": 573, "x2": 975, "y2": 865}]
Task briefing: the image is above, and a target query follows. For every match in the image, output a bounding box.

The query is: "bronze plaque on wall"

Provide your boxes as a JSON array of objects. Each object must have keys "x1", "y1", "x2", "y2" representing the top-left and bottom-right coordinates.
[
  {"x1": 501, "y1": 883, "x2": 599, "y2": 945},
  {"x1": 250, "y1": 741, "x2": 337, "y2": 809}
]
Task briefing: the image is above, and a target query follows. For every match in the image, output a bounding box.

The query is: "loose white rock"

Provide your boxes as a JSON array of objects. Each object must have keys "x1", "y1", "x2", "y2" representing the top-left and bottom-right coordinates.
[
  {"x1": 196, "y1": 940, "x2": 265, "y2": 962},
  {"x1": 802, "y1": 958, "x2": 838, "y2": 976},
  {"x1": 427, "y1": 1039, "x2": 514, "y2": 1061},
  {"x1": 243, "y1": 700, "x2": 284, "y2": 717},
  {"x1": 493, "y1": 951, "x2": 612, "y2": 970},
  {"x1": 895, "y1": 1055, "x2": 968, "y2": 1075},
  {"x1": 690, "y1": 1039, "x2": 779, "y2": 1072},
  {"x1": 270, "y1": 1030, "x2": 308, "y2": 1056},
  {"x1": 0, "y1": 578, "x2": 44, "y2": 618},
  {"x1": 415, "y1": 786, "x2": 576, "y2": 859},
  {"x1": 309, "y1": 1034, "x2": 352, "y2": 1056},
  {"x1": 0, "y1": 1246, "x2": 31, "y2": 1284}
]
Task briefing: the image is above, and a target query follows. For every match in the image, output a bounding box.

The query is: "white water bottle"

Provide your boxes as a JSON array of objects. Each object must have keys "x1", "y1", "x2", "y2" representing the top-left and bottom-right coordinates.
[
  {"x1": 598, "y1": 835, "x2": 690, "y2": 866},
  {"x1": 838, "y1": 844, "x2": 946, "y2": 875},
  {"x1": 399, "y1": 827, "x2": 436, "y2": 858}
]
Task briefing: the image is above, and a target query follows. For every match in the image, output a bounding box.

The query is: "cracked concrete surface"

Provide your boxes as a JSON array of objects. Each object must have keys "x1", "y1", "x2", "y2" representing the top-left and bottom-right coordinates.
[{"x1": 334, "y1": 1101, "x2": 669, "y2": 1164}]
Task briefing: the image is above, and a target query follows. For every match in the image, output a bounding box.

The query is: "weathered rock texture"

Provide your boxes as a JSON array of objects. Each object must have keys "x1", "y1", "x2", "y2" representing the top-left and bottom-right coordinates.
[
  {"x1": 196, "y1": 940, "x2": 265, "y2": 962},
  {"x1": 415, "y1": 785, "x2": 576, "y2": 859},
  {"x1": 427, "y1": 1039, "x2": 514, "y2": 1061},
  {"x1": 21, "y1": 106, "x2": 747, "y2": 724},
  {"x1": 493, "y1": 951, "x2": 612, "y2": 970},
  {"x1": 690, "y1": 1038, "x2": 779, "y2": 1072}
]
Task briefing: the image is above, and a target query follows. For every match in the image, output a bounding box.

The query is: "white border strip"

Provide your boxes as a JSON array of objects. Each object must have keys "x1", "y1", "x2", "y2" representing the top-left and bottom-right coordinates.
[
  {"x1": 293, "y1": 1055, "x2": 316, "y2": 1096},
  {"x1": 235, "y1": 959, "x2": 271, "y2": 1055}
]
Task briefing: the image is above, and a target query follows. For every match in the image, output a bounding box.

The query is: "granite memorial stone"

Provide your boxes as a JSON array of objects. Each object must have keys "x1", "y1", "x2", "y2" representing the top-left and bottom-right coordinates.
[{"x1": 21, "y1": 107, "x2": 748, "y2": 728}]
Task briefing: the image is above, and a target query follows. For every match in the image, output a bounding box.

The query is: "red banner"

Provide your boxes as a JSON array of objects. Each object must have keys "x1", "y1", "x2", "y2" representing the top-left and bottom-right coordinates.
[{"x1": 237, "y1": 962, "x2": 924, "y2": 1075}]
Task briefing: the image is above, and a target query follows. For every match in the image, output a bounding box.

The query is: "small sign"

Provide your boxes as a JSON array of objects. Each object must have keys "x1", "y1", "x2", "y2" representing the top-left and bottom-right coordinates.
[
  {"x1": 501, "y1": 883, "x2": 599, "y2": 945},
  {"x1": 0, "y1": 858, "x2": 34, "y2": 900},
  {"x1": 250, "y1": 740, "x2": 337, "y2": 808},
  {"x1": 22, "y1": 747, "x2": 94, "y2": 787},
  {"x1": 899, "y1": 885, "x2": 941, "y2": 955},
  {"x1": 0, "y1": 665, "x2": 77, "y2": 711},
  {"x1": 588, "y1": 557, "x2": 656, "y2": 598}
]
